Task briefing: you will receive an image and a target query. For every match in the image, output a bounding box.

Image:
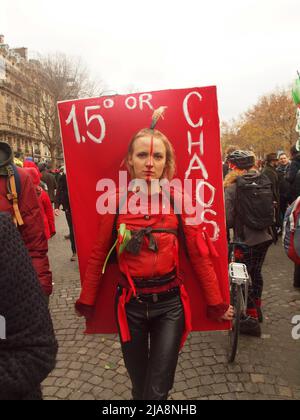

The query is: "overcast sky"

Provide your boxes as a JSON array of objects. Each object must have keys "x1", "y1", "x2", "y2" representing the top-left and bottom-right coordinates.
[{"x1": 1, "y1": 0, "x2": 299, "y2": 121}]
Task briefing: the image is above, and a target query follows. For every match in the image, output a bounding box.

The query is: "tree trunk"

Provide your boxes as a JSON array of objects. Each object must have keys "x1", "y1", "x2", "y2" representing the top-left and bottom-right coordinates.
[{"x1": 49, "y1": 144, "x2": 57, "y2": 169}]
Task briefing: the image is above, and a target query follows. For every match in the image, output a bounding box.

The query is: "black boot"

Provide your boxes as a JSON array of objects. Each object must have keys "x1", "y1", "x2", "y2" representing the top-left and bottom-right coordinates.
[
  {"x1": 294, "y1": 264, "x2": 300, "y2": 289},
  {"x1": 240, "y1": 316, "x2": 261, "y2": 337}
]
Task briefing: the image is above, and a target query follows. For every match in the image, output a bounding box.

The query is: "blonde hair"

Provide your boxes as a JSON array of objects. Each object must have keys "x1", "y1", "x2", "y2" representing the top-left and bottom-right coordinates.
[{"x1": 125, "y1": 128, "x2": 176, "y2": 181}]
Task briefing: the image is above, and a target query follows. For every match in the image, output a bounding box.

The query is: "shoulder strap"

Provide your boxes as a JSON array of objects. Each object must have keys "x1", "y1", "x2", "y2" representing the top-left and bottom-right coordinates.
[
  {"x1": 6, "y1": 165, "x2": 24, "y2": 226},
  {"x1": 13, "y1": 164, "x2": 21, "y2": 197}
]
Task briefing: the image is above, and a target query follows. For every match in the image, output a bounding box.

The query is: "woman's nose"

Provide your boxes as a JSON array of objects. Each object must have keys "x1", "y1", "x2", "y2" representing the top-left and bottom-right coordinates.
[{"x1": 146, "y1": 157, "x2": 154, "y2": 167}]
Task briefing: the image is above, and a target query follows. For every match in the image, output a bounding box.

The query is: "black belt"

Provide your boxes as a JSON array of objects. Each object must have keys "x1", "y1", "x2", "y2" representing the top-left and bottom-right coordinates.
[
  {"x1": 135, "y1": 287, "x2": 180, "y2": 303},
  {"x1": 129, "y1": 268, "x2": 177, "y2": 289}
]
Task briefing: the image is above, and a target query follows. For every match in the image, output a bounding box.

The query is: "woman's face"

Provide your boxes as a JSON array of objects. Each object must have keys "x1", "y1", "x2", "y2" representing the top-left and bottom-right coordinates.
[{"x1": 128, "y1": 136, "x2": 167, "y2": 181}]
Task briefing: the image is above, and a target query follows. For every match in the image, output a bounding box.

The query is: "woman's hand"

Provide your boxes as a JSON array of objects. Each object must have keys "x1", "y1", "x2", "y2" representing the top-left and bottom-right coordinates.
[
  {"x1": 221, "y1": 305, "x2": 234, "y2": 321},
  {"x1": 54, "y1": 209, "x2": 60, "y2": 217},
  {"x1": 75, "y1": 301, "x2": 94, "y2": 320}
]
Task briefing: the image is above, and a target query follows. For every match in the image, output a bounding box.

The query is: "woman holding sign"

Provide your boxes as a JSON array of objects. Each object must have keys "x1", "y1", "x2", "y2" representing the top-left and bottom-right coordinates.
[{"x1": 75, "y1": 108, "x2": 233, "y2": 400}]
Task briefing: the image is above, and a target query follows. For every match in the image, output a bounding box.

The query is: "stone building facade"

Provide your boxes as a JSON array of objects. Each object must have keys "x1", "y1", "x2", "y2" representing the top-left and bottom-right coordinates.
[{"x1": 0, "y1": 35, "x2": 52, "y2": 162}]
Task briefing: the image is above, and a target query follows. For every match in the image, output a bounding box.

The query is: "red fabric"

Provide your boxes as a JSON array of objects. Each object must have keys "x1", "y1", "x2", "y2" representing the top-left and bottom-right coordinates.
[
  {"x1": 247, "y1": 308, "x2": 258, "y2": 319},
  {"x1": 287, "y1": 200, "x2": 300, "y2": 264},
  {"x1": 78, "y1": 191, "x2": 229, "y2": 336},
  {"x1": 0, "y1": 167, "x2": 52, "y2": 295},
  {"x1": 117, "y1": 288, "x2": 132, "y2": 343},
  {"x1": 75, "y1": 301, "x2": 94, "y2": 319},
  {"x1": 255, "y1": 298, "x2": 262, "y2": 308},
  {"x1": 58, "y1": 87, "x2": 231, "y2": 335},
  {"x1": 24, "y1": 168, "x2": 56, "y2": 240},
  {"x1": 23, "y1": 160, "x2": 40, "y2": 173},
  {"x1": 179, "y1": 284, "x2": 192, "y2": 350}
]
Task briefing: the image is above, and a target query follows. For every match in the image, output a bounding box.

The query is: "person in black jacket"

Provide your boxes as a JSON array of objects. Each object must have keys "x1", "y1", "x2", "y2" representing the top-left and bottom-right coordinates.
[
  {"x1": 0, "y1": 212, "x2": 57, "y2": 400},
  {"x1": 54, "y1": 168, "x2": 77, "y2": 261},
  {"x1": 277, "y1": 153, "x2": 291, "y2": 227},
  {"x1": 262, "y1": 153, "x2": 280, "y2": 227},
  {"x1": 286, "y1": 145, "x2": 300, "y2": 203},
  {"x1": 286, "y1": 146, "x2": 300, "y2": 288}
]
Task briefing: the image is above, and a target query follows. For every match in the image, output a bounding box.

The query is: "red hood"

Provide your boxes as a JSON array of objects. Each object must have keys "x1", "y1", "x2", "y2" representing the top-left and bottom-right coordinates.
[
  {"x1": 23, "y1": 160, "x2": 39, "y2": 171},
  {"x1": 23, "y1": 167, "x2": 41, "y2": 186}
]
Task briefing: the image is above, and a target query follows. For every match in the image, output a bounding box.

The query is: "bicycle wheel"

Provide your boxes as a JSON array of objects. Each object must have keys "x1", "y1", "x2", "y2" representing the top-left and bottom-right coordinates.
[{"x1": 228, "y1": 283, "x2": 242, "y2": 363}]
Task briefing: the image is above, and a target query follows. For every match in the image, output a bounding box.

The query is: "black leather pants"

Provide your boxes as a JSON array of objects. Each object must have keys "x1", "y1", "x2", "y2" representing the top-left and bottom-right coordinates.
[
  {"x1": 116, "y1": 290, "x2": 185, "y2": 400},
  {"x1": 294, "y1": 264, "x2": 300, "y2": 288}
]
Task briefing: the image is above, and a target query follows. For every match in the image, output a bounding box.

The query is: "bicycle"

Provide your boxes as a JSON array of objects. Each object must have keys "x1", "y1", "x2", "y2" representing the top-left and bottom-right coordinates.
[{"x1": 227, "y1": 242, "x2": 250, "y2": 363}]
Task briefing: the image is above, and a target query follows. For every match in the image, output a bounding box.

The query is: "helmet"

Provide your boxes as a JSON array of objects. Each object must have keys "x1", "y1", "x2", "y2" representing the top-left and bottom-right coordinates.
[{"x1": 227, "y1": 150, "x2": 255, "y2": 169}]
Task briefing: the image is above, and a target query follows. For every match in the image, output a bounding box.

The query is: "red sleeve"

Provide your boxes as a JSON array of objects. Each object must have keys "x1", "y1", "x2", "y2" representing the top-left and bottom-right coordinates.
[
  {"x1": 183, "y1": 222, "x2": 224, "y2": 306},
  {"x1": 176, "y1": 188, "x2": 225, "y2": 310},
  {"x1": 78, "y1": 213, "x2": 116, "y2": 306},
  {"x1": 41, "y1": 190, "x2": 56, "y2": 236},
  {"x1": 18, "y1": 169, "x2": 52, "y2": 295}
]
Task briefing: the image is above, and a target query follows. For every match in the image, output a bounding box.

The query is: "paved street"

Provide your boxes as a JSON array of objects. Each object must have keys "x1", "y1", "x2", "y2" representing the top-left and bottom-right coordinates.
[{"x1": 43, "y1": 214, "x2": 300, "y2": 400}]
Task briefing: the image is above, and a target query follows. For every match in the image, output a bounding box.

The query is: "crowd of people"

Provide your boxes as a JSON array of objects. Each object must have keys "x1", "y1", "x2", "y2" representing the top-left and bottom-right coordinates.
[
  {"x1": 223, "y1": 146, "x2": 300, "y2": 339},
  {"x1": 0, "y1": 132, "x2": 299, "y2": 400}
]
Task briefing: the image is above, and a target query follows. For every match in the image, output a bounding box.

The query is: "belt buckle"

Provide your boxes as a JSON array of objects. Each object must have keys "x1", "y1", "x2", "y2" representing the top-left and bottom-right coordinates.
[
  {"x1": 152, "y1": 293, "x2": 158, "y2": 303},
  {"x1": 136, "y1": 295, "x2": 143, "y2": 304}
]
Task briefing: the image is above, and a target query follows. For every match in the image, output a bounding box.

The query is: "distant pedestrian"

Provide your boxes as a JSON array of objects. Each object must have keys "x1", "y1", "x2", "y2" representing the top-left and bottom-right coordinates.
[
  {"x1": 54, "y1": 168, "x2": 77, "y2": 261},
  {"x1": 223, "y1": 145, "x2": 239, "y2": 179},
  {"x1": 262, "y1": 153, "x2": 280, "y2": 227},
  {"x1": 286, "y1": 145, "x2": 300, "y2": 203},
  {"x1": 224, "y1": 150, "x2": 274, "y2": 337},
  {"x1": 24, "y1": 167, "x2": 56, "y2": 240},
  {"x1": 277, "y1": 153, "x2": 291, "y2": 227},
  {"x1": 39, "y1": 163, "x2": 57, "y2": 203}
]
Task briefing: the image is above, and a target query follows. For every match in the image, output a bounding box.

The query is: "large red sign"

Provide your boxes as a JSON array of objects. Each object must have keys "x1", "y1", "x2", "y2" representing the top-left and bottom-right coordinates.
[{"x1": 58, "y1": 87, "x2": 230, "y2": 333}]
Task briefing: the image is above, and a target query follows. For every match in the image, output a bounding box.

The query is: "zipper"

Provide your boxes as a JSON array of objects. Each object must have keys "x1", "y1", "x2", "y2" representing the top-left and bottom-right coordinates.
[{"x1": 146, "y1": 303, "x2": 149, "y2": 320}]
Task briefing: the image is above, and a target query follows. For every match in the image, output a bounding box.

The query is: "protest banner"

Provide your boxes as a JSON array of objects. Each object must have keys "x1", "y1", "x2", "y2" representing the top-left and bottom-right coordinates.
[{"x1": 58, "y1": 86, "x2": 230, "y2": 333}]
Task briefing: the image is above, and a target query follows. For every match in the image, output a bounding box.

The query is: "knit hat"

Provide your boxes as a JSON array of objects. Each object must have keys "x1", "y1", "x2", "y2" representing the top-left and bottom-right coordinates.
[{"x1": 265, "y1": 153, "x2": 279, "y2": 163}]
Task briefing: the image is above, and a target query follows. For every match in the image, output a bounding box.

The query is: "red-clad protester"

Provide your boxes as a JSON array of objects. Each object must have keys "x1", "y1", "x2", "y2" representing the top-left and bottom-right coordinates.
[
  {"x1": 75, "y1": 109, "x2": 233, "y2": 400},
  {"x1": 0, "y1": 142, "x2": 52, "y2": 297},
  {"x1": 24, "y1": 167, "x2": 56, "y2": 240}
]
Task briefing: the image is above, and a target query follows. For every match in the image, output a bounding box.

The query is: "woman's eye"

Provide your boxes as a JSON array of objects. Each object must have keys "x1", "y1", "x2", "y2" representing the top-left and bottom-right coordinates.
[
  {"x1": 154, "y1": 155, "x2": 163, "y2": 160},
  {"x1": 137, "y1": 153, "x2": 147, "y2": 158}
]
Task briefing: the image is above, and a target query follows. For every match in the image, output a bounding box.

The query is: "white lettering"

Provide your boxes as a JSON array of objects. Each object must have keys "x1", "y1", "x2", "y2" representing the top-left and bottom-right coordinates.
[
  {"x1": 188, "y1": 130, "x2": 204, "y2": 155},
  {"x1": 196, "y1": 180, "x2": 216, "y2": 208},
  {"x1": 103, "y1": 99, "x2": 114, "y2": 109},
  {"x1": 183, "y1": 91, "x2": 203, "y2": 128},
  {"x1": 185, "y1": 154, "x2": 208, "y2": 180},
  {"x1": 0, "y1": 315, "x2": 6, "y2": 340},
  {"x1": 127, "y1": 180, "x2": 149, "y2": 214},
  {"x1": 125, "y1": 96, "x2": 137, "y2": 110},
  {"x1": 292, "y1": 315, "x2": 300, "y2": 340},
  {"x1": 85, "y1": 106, "x2": 106, "y2": 144},
  {"x1": 139, "y1": 93, "x2": 154, "y2": 111},
  {"x1": 65, "y1": 104, "x2": 81, "y2": 143},
  {"x1": 96, "y1": 180, "x2": 116, "y2": 214},
  {"x1": 201, "y1": 209, "x2": 220, "y2": 241}
]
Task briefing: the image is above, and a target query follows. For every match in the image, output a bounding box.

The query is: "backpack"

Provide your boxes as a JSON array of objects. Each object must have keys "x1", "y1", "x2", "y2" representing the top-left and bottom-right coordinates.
[
  {"x1": 282, "y1": 197, "x2": 300, "y2": 264},
  {"x1": 235, "y1": 173, "x2": 274, "y2": 233}
]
